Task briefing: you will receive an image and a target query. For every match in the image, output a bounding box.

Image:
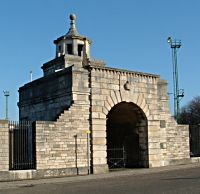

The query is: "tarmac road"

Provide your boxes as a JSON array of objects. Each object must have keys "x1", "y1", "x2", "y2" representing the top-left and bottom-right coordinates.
[{"x1": 0, "y1": 164, "x2": 200, "y2": 194}]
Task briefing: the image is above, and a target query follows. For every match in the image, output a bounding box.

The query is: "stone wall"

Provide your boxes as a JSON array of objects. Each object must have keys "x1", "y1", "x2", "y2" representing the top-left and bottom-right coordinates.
[
  {"x1": 14, "y1": 11, "x2": 192, "y2": 177},
  {"x1": 157, "y1": 80, "x2": 190, "y2": 165},
  {"x1": 18, "y1": 67, "x2": 73, "y2": 121},
  {"x1": 0, "y1": 63, "x2": 194, "y2": 181},
  {"x1": 0, "y1": 120, "x2": 9, "y2": 171},
  {"x1": 89, "y1": 66, "x2": 161, "y2": 170},
  {"x1": 41, "y1": 55, "x2": 65, "y2": 76},
  {"x1": 17, "y1": 59, "x2": 191, "y2": 174},
  {"x1": 166, "y1": 119, "x2": 190, "y2": 163},
  {"x1": 88, "y1": 66, "x2": 190, "y2": 169},
  {"x1": 34, "y1": 64, "x2": 91, "y2": 176},
  {"x1": 35, "y1": 108, "x2": 89, "y2": 177}
]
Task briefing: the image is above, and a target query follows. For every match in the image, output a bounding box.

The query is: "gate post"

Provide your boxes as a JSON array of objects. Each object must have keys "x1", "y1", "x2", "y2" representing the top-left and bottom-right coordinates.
[{"x1": 0, "y1": 120, "x2": 9, "y2": 171}]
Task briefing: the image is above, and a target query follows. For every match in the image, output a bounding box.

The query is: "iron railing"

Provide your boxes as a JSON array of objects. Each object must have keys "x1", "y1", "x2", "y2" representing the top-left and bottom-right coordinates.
[
  {"x1": 107, "y1": 147, "x2": 126, "y2": 168},
  {"x1": 190, "y1": 125, "x2": 200, "y2": 157},
  {"x1": 9, "y1": 121, "x2": 36, "y2": 170}
]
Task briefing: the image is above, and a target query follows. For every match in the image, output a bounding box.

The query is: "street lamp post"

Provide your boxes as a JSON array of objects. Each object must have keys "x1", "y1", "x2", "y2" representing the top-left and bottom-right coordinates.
[
  {"x1": 3, "y1": 90, "x2": 10, "y2": 120},
  {"x1": 167, "y1": 37, "x2": 184, "y2": 121}
]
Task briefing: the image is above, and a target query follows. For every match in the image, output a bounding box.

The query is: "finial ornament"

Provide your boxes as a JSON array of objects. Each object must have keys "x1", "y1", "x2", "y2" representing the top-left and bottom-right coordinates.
[
  {"x1": 69, "y1": 14, "x2": 76, "y2": 31},
  {"x1": 66, "y1": 13, "x2": 79, "y2": 36},
  {"x1": 70, "y1": 14, "x2": 76, "y2": 21}
]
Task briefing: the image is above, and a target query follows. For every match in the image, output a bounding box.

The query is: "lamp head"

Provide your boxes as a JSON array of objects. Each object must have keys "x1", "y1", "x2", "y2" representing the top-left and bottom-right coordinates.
[{"x1": 167, "y1": 37, "x2": 172, "y2": 44}]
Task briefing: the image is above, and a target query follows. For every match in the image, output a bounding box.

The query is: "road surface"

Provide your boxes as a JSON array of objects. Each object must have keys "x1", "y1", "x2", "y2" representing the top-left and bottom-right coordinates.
[{"x1": 0, "y1": 165, "x2": 200, "y2": 194}]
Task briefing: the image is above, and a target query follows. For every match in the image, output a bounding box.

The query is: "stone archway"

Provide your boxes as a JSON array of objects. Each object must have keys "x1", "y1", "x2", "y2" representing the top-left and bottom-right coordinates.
[{"x1": 107, "y1": 102, "x2": 148, "y2": 168}]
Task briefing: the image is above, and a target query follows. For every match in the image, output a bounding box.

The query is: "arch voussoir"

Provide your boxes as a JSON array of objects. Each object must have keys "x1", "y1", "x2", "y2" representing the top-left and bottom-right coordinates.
[{"x1": 104, "y1": 92, "x2": 150, "y2": 119}]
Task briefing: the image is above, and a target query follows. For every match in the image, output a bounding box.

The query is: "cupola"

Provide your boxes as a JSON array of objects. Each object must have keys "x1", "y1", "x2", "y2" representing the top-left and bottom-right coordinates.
[{"x1": 54, "y1": 14, "x2": 91, "y2": 59}]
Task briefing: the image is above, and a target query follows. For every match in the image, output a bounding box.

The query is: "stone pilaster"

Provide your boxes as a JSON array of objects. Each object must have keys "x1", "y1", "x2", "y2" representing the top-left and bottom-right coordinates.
[
  {"x1": 148, "y1": 120, "x2": 162, "y2": 167},
  {"x1": 0, "y1": 120, "x2": 9, "y2": 171}
]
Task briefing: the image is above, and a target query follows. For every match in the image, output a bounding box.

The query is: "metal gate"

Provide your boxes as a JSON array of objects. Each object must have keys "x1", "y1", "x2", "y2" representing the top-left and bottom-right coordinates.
[
  {"x1": 9, "y1": 121, "x2": 36, "y2": 170},
  {"x1": 107, "y1": 147, "x2": 126, "y2": 168},
  {"x1": 190, "y1": 125, "x2": 200, "y2": 157}
]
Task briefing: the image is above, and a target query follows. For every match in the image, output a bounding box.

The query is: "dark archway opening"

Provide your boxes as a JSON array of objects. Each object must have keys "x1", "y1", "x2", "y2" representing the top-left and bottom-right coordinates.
[{"x1": 107, "y1": 102, "x2": 148, "y2": 169}]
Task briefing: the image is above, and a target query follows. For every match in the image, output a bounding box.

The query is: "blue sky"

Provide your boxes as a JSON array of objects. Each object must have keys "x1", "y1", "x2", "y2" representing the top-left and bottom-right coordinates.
[{"x1": 0, "y1": 0, "x2": 200, "y2": 120}]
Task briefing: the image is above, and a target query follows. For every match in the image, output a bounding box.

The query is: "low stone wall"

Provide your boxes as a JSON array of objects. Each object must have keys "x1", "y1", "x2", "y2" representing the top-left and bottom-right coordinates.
[
  {"x1": 0, "y1": 120, "x2": 9, "y2": 172},
  {"x1": 0, "y1": 158, "x2": 200, "y2": 182},
  {"x1": 35, "y1": 110, "x2": 90, "y2": 172},
  {"x1": 0, "y1": 118, "x2": 199, "y2": 182},
  {"x1": 0, "y1": 115, "x2": 91, "y2": 181},
  {"x1": 0, "y1": 167, "x2": 87, "y2": 181}
]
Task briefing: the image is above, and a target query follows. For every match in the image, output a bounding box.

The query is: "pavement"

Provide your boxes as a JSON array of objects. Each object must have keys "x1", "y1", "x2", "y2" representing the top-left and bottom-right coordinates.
[{"x1": 0, "y1": 163, "x2": 200, "y2": 190}]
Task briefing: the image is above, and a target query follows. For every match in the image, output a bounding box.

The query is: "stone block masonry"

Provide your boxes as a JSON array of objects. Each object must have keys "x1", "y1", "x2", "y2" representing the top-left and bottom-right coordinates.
[
  {"x1": 35, "y1": 102, "x2": 90, "y2": 176},
  {"x1": 12, "y1": 13, "x2": 194, "y2": 179},
  {"x1": 0, "y1": 120, "x2": 9, "y2": 171},
  {"x1": 17, "y1": 63, "x2": 191, "y2": 174},
  {"x1": 18, "y1": 67, "x2": 73, "y2": 121},
  {"x1": 89, "y1": 66, "x2": 190, "y2": 169}
]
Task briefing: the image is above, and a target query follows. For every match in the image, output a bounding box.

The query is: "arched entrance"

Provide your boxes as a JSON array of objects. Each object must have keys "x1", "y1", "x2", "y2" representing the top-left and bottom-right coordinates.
[{"x1": 107, "y1": 102, "x2": 148, "y2": 169}]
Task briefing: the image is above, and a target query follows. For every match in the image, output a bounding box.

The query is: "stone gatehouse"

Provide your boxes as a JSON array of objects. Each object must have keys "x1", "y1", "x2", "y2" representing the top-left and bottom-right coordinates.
[{"x1": 17, "y1": 14, "x2": 190, "y2": 175}]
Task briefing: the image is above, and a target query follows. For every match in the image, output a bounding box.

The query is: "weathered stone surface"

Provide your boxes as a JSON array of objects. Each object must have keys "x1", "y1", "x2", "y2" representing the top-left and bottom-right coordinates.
[
  {"x1": 0, "y1": 121, "x2": 9, "y2": 171},
  {"x1": 15, "y1": 13, "x2": 191, "y2": 177}
]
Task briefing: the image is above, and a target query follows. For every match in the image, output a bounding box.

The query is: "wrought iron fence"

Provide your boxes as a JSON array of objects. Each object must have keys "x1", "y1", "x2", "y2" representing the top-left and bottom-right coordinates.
[
  {"x1": 190, "y1": 125, "x2": 200, "y2": 157},
  {"x1": 9, "y1": 121, "x2": 36, "y2": 170},
  {"x1": 107, "y1": 147, "x2": 126, "y2": 168}
]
